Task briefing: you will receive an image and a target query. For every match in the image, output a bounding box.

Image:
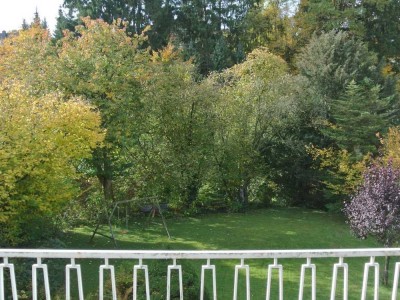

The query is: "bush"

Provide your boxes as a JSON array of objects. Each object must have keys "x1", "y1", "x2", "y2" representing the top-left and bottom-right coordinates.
[
  {"x1": 196, "y1": 184, "x2": 229, "y2": 213},
  {"x1": 344, "y1": 162, "x2": 400, "y2": 246}
]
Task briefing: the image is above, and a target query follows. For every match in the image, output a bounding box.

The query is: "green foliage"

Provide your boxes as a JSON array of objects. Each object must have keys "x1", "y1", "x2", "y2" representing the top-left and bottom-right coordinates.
[
  {"x1": 58, "y1": 0, "x2": 261, "y2": 74},
  {"x1": 294, "y1": 0, "x2": 356, "y2": 48},
  {"x1": 294, "y1": 0, "x2": 400, "y2": 70},
  {"x1": 212, "y1": 36, "x2": 231, "y2": 72},
  {"x1": 53, "y1": 8, "x2": 78, "y2": 40},
  {"x1": 296, "y1": 30, "x2": 378, "y2": 99},
  {"x1": 326, "y1": 79, "x2": 394, "y2": 158},
  {"x1": 208, "y1": 48, "x2": 326, "y2": 207},
  {"x1": 136, "y1": 50, "x2": 217, "y2": 207},
  {"x1": 296, "y1": 30, "x2": 399, "y2": 206},
  {"x1": 2, "y1": 4, "x2": 400, "y2": 234},
  {"x1": 238, "y1": 1, "x2": 297, "y2": 64},
  {"x1": 307, "y1": 146, "x2": 369, "y2": 205},
  {"x1": 208, "y1": 49, "x2": 286, "y2": 205},
  {"x1": 257, "y1": 75, "x2": 327, "y2": 207},
  {"x1": 54, "y1": 18, "x2": 153, "y2": 205},
  {"x1": 362, "y1": 0, "x2": 400, "y2": 67}
]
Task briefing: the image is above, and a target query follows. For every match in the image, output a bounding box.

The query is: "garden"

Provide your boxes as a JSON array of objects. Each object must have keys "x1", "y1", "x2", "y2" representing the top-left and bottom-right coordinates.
[{"x1": 1, "y1": 1, "x2": 400, "y2": 298}]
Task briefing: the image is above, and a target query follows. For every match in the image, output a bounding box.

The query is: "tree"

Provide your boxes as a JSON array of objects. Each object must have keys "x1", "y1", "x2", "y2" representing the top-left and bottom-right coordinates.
[
  {"x1": 257, "y1": 75, "x2": 328, "y2": 207},
  {"x1": 362, "y1": 0, "x2": 400, "y2": 70},
  {"x1": 54, "y1": 7, "x2": 78, "y2": 40},
  {"x1": 0, "y1": 23, "x2": 55, "y2": 93},
  {"x1": 57, "y1": 0, "x2": 260, "y2": 74},
  {"x1": 294, "y1": 0, "x2": 355, "y2": 48},
  {"x1": 238, "y1": 0, "x2": 296, "y2": 64},
  {"x1": 209, "y1": 48, "x2": 289, "y2": 205},
  {"x1": 0, "y1": 81, "x2": 104, "y2": 246},
  {"x1": 296, "y1": 30, "x2": 379, "y2": 99},
  {"x1": 344, "y1": 162, "x2": 400, "y2": 284},
  {"x1": 208, "y1": 48, "x2": 326, "y2": 207},
  {"x1": 131, "y1": 46, "x2": 218, "y2": 208},
  {"x1": 294, "y1": 0, "x2": 400, "y2": 72},
  {"x1": 307, "y1": 146, "x2": 369, "y2": 207},
  {"x1": 296, "y1": 31, "x2": 399, "y2": 206},
  {"x1": 32, "y1": 9, "x2": 41, "y2": 27},
  {"x1": 54, "y1": 18, "x2": 152, "y2": 205},
  {"x1": 326, "y1": 79, "x2": 395, "y2": 160},
  {"x1": 21, "y1": 19, "x2": 29, "y2": 30},
  {"x1": 1, "y1": 19, "x2": 157, "y2": 229},
  {"x1": 379, "y1": 127, "x2": 400, "y2": 168}
]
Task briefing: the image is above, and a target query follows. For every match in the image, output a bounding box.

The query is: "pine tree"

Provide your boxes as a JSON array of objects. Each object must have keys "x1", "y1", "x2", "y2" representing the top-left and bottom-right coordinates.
[
  {"x1": 296, "y1": 31, "x2": 378, "y2": 99},
  {"x1": 294, "y1": 0, "x2": 400, "y2": 72},
  {"x1": 32, "y1": 9, "x2": 41, "y2": 27},
  {"x1": 41, "y1": 18, "x2": 48, "y2": 29},
  {"x1": 21, "y1": 19, "x2": 29, "y2": 30},
  {"x1": 326, "y1": 80, "x2": 394, "y2": 159},
  {"x1": 54, "y1": 8, "x2": 77, "y2": 40}
]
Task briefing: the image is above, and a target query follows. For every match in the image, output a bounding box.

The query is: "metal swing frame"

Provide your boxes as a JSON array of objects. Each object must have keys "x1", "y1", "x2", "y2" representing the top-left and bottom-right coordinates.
[{"x1": 90, "y1": 197, "x2": 171, "y2": 247}]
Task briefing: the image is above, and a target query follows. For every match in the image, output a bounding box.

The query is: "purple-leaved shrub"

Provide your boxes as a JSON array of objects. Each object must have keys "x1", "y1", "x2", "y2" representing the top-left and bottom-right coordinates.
[
  {"x1": 344, "y1": 162, "x2": 400, "y2": 284},
  {"x1": 345, "y1": 162, "x2": 400, "y2": 246}
]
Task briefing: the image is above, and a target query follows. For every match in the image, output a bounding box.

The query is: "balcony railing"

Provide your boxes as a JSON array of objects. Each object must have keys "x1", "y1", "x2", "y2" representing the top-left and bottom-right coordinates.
[{"x1": 1, "y1": 248, "x2": 400, "y2": 299}]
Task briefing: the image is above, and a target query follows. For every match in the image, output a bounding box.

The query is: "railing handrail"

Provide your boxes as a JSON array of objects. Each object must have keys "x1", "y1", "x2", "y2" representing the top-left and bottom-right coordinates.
[{"x1": 1, "y1": 248, "x2": 400, "y2": 259}]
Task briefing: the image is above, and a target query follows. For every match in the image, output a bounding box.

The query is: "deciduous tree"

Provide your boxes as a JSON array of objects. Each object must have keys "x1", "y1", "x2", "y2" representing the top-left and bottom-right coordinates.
[{"x1": 55, "y1": 18, "x2": 151, "y2": 204}]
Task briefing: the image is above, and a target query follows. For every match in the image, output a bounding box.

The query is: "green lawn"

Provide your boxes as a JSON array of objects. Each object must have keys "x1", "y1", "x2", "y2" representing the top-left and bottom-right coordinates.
[{"x1": 61, "y1": 207, "x2": 398, "y2": 299}]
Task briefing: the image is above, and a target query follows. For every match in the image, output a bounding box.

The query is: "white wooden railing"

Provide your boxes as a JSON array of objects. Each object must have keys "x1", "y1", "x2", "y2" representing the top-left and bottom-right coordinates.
[{"x1": 1, "y1": 248, "x2": 400, "y2": 299}]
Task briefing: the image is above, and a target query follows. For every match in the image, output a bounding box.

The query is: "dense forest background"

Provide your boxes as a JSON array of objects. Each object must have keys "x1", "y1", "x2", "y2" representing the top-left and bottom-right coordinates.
[{"x1": 1, "y1": 0, "x2": 400, "y2": 247}]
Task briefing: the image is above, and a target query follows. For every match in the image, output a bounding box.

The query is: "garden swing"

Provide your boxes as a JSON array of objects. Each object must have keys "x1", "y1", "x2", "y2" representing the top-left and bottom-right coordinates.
[{"x1": 90, "y1": 196, "x2": 171, "y2": 247}]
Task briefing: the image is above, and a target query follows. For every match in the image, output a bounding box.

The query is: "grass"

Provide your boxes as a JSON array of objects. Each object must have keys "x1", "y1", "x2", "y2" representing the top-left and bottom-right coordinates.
[{"x1": 60, "y1": 207, "x2": 397, "y2": 299}]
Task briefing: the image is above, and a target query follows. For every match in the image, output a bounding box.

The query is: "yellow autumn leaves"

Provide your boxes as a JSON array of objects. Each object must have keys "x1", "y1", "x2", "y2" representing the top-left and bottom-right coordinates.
[
  {"x1": 0, "y1": 26, "x2": 105, "y2": 239},
  {"x1": 0, "y1": 82, "x2": 104, "y2": 217}
]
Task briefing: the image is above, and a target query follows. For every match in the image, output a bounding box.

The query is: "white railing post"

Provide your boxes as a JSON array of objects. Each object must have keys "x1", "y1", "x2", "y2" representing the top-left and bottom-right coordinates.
[
  {"x1": 133, "y1": 258, "x2": 150, "y2": 300},
  {"x1": 99, "y1": 258, "x2": 117, "y2": 300},
  {"x1": 266, "y1": 258, "x2": 283, "y2": 300},
  {"x1": 330, "y1": 257, "x2": 348, "y2": 300},
  {"x1": 361, "y1": 256, "x2": 379, "y2": 300},
  {"x1": 392, "y1": 262, "x2": 400, "y2": 300},
  {"x1": 66, "y1": 258, "x2": 84, "y2": 300},
  {"x1": 32, "y1": 257, "x2": 51, "y2": 300},
  {"x1": 299, "y1": 257, "x2": 316, "y2": 300},
  {"x1": 167, "y1": 258, "x2": 183, "y2": 300},
  {"x1": 201, "y1": 259, "x2": 217, "y2": 300},
  {"x1": 233, "y1": 258, "x2": 250, "y2": 300},
  {"x1": 0, "y1": 257, "x2": 18, "y2": 300}
]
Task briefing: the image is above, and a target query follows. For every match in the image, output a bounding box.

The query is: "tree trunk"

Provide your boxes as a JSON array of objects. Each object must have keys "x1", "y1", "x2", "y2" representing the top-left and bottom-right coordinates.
[
  {"x1": 93, "y1": 148, "x2": 114, "y2": 202},
  {"x1": 186, "y1": 174, "x2": 200, "y2": 206},
  {"x1": 383, "y1": 239, "x2": 393, "y2": 286},
  {"x1": 238, "y1": 179, "x2": 249, "y2": 207},
  {"x1": 101, "y1": 177, "x2": 114, "y2": 202}
]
